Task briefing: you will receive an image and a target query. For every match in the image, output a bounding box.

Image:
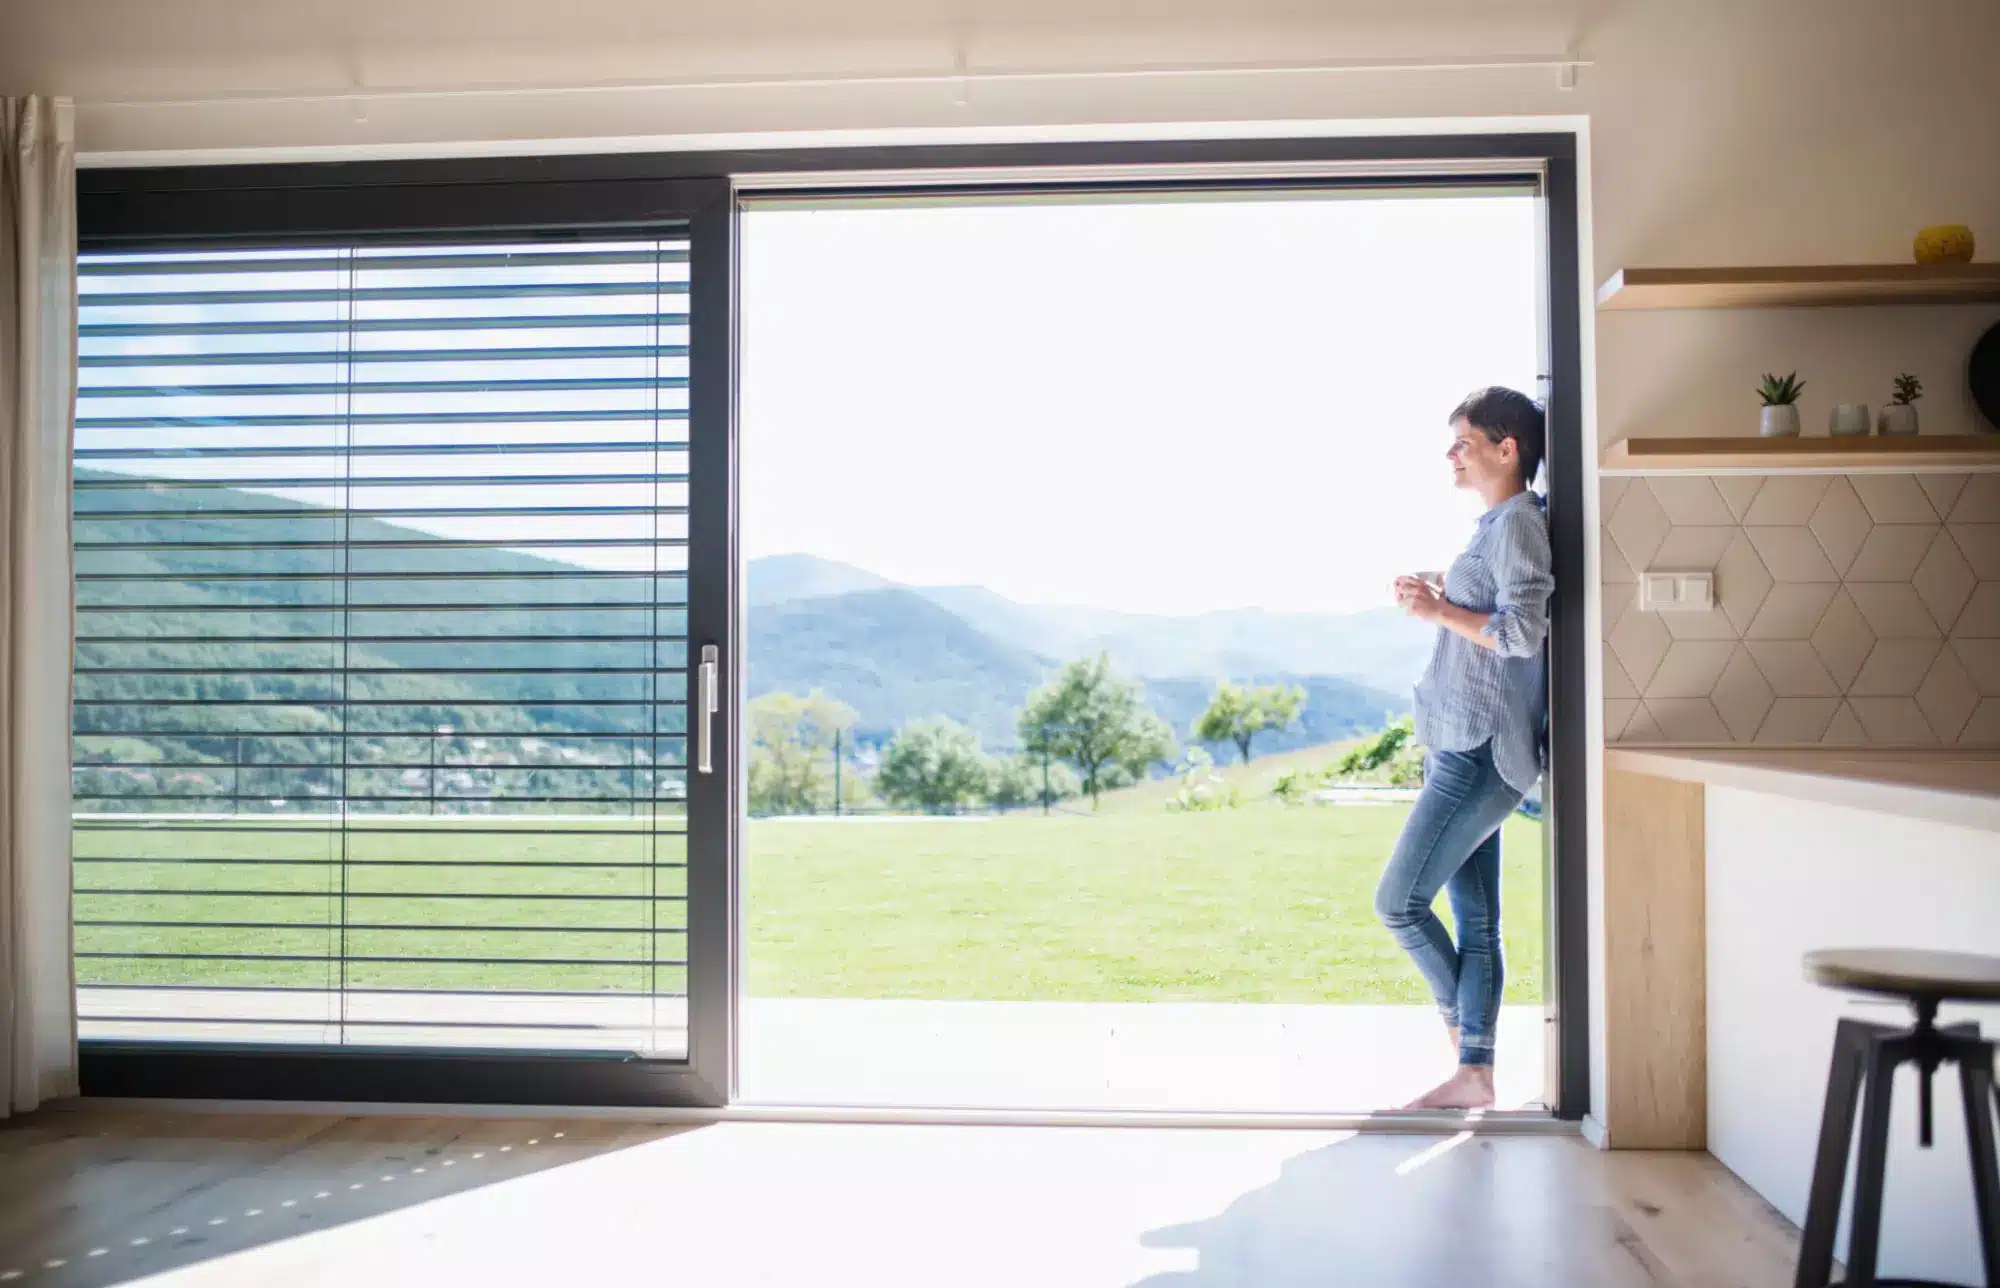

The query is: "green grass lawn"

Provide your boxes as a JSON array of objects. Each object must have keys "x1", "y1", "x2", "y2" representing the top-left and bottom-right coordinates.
[
  {"x1": 75, "y1": 786, "x2": 1544, "y2": 1007},
  {"x1": 73, "y1": 815, "x2": 692, "y2": 996},
  {"x1": 747, "y1": 805, "x2": 1543, "y2": 1005}
]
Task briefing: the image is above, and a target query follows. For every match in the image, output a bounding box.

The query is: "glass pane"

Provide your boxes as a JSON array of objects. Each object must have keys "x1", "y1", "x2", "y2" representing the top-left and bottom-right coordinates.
[
  {"x1": 74, "y1": 237, "x2": 693, "y2": 1057},
  {"x1": 738, "y1": 192, "x2": 1550, "y2": 1112}
]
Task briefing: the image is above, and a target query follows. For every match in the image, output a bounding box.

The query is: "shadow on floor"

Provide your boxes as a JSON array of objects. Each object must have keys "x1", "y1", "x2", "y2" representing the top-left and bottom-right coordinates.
[
  {"x1": 0, "y1": 1105, "x2": 697, "y2": 1288},
  {"x1": 1127, "y1": 1132, "x2": 1772, "y2": 1288}
]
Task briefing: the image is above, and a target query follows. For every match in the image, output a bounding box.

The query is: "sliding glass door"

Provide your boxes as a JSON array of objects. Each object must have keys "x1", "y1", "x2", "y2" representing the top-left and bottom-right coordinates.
[
  {"x1": 72, "y1": 181, "x2": 739, "y2": 1105},
  {"x1": 75, "y1": 135, "x2": 1584, "y2": 1116}
]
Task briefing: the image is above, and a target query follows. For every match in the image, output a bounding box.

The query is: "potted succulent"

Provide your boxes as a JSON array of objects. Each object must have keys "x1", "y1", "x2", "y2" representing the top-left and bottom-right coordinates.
[
  {"x1": 1878, "y1": 373, "x2": 1921, "y2": 436},
  {"x1": 1759, "y1": 371, "x2": 1805, "y2": 437}
]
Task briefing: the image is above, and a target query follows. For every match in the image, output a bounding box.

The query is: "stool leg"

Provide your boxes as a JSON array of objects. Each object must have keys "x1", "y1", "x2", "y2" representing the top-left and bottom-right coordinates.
[
  {"x1": 1960, "y1": 1052, "x2": 2000, "y2": 1287},
  {"x1": 1796, "y1": 1020, "x2": 1872, "y2": 1288},
  {"x1": 1845, "y1": 1034, "x2": 1906, "y2": 1287}
]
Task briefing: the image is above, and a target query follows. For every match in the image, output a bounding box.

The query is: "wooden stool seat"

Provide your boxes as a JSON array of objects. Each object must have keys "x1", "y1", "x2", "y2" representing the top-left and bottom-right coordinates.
[{"x1": 1807, "y1": 948, "x2": 2000, "y2": 1005}]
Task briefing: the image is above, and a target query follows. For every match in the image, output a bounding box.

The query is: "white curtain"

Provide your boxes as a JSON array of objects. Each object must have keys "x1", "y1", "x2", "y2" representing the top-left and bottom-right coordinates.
[{"x1": 1, "y1": 95, "x2": 79, "y2": 1116}]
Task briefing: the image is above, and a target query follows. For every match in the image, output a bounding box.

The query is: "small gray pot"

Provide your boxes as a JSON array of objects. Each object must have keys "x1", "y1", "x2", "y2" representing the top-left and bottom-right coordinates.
[
  {"x1": 1760, "y1": 404, "x2": 1802, "y2": 437},
  {"x1": 1877, "y1": 403, "x2": 1919, "y2": 436},
  {"x1": 1829, "y1": 403, "x2": 1871, "y2": 437}
]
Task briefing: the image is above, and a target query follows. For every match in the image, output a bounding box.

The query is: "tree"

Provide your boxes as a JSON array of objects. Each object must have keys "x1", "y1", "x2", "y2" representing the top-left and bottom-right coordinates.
[
  {"x1": 876, "y1": 717, "x2": 991, "y2": 814},
  {"x1": 746, "y1": 690, "x2": 856, "y2": 816},
  {"x1": 1192, "y1": 680, "x2": 1306, "y2": 764},
  {"x1": 986, "y1": 753, "x2": 1080, "y2": 813},
  {"x1": 1017, "y1": 653, "x2": 1176, "y2": 809}
]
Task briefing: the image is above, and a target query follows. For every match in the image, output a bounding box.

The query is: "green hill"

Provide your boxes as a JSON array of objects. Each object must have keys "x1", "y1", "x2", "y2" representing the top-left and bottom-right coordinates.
[
  {"x1": 1088, "y1": 738, "x2": 1366, "y2": 815},
  {"x1": 747, "y1": 552, "x2": 894, "y2": 606},
  {"x1": 72, "y1": 472, "x2": 1411, "y2": 809},
  {"x1": 747, "y1": 586, "x2": 1051, "y2": 747},
  {"x1": 745, "y1": 586, "x2": 1406, "y2": 756}
]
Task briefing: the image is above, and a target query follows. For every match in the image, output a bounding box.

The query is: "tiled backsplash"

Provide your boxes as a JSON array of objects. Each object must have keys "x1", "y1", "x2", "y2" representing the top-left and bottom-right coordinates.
[{"x1": 1602, "y1": 472, "x2": 1999, "y2": 746}]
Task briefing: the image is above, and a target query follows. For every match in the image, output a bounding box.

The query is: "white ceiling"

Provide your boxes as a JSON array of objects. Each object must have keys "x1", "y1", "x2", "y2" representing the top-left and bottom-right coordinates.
[{"x1": 3, "y1": 0, "x2": 1604, "y2": 102}]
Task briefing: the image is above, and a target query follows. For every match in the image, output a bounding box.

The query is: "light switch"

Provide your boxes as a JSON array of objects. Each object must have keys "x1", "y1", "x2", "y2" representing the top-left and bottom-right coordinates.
[{"x1": 1640, "y1": 571, "x2": 1715, "y2": 612}]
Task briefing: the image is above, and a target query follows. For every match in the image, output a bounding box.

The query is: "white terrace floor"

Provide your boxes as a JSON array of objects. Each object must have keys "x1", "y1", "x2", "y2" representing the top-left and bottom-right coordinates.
[{"x1": 81, "y1": 989, "x2": 1547, "y2": 1113}]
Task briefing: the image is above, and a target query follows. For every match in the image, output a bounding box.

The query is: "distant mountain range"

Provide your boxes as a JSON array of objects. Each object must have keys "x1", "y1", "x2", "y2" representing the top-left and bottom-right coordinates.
[
  {"x1": 748, "y1": 553, "x2": 1432, "y2": 694},
  {"x1": 747, "y1": 554, "x2": 1420, "y2": 758},
  {"x1": 68, "y1": 467, "x2": 1421, "y2": 776}
]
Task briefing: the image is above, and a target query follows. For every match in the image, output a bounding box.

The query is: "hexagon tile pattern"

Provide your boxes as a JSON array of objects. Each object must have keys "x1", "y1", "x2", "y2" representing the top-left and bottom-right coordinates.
[{"x1": 1604, "y1": 472, "x2": 1999, "y2": 747}]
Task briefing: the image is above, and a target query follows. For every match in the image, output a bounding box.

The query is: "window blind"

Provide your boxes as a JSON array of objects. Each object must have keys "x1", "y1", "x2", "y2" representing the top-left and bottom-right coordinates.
[{"x1": 72, "y1": 237, "x2": 695, "y2": 1055}]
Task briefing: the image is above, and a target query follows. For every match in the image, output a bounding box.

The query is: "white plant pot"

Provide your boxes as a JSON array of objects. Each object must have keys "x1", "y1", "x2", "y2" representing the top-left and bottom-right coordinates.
[
  {"x1": 1878, "y1": 403, "x2": 1919, "y2": 436},
  {"x1": 1760, "y1": 404, "x2": 1802, "y2": 437},
  {"x1": 1830, "y1": 403, "x2": 1871, "y2": 437}
]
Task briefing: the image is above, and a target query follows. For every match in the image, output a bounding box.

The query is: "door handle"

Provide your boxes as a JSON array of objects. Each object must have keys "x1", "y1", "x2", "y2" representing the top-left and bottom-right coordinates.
[{"x1": 697, "y1": 644, "x2": 719, "y2": 775}]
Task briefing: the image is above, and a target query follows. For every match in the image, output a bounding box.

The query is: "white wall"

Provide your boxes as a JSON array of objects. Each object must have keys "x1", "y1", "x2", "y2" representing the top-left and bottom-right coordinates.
[
  {"x1": 6, "y1": 0, "x2": 2000, "y2": 1134},
  {"x1": 1707, "y1": 786, "x2": 2000, "y2": 1284},
  {"x1": 10, "y1": 3, "x2": 1999, "y2": 286}
]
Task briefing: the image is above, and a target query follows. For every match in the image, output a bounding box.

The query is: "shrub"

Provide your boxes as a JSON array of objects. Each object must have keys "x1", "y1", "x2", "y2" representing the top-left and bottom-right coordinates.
[
  {"x1": 1330, "y1": 716, "x2": 1415, "y2": 781},
  {"x1": 1169, "y1": 746, "x2": 1240, "y2": 812},
  {"x1": 876, "y1": 718, "x2": 991, "y2": 814},
  {"x1": 987, "y1": 754, "x2": 1081, "y2": 812},
  {"x1": 1271, "y1": 768, "x2": 1312, "y2": 806}
]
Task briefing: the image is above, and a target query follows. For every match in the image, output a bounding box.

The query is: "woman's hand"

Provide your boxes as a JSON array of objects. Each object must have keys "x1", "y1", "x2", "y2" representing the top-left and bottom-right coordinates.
[
  {"x1": 1398, "y1": 572, "x2": 1506, "y2": 651},
  {"x1": 1394, "y1": 574, "x2": 1444, "y2": 622}
]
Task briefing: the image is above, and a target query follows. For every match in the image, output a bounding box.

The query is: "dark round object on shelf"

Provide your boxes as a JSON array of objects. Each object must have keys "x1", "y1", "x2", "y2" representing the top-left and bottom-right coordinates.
[{"x1": 1973, "y1": 319, "x2": 2000, "y2": 432}]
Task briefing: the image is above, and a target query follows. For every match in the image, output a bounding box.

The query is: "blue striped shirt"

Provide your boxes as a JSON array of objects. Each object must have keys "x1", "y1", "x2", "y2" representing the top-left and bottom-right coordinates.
[{"x1": 1412, "y1": 490, "x2": 1553, "y2": 798}]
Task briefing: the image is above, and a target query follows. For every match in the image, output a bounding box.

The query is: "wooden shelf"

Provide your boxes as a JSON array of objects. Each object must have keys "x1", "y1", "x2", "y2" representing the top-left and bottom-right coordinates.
[
  {"x1": 1597, "y1": 264, "x2": 2000, "y2": 310},
  {"x1": 1600, "y1": 434, "x2": 2000, "y2": 475}
]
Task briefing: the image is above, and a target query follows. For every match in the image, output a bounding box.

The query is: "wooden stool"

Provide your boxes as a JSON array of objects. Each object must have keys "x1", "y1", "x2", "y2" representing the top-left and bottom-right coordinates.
[{"x1": 1795, "y1": 949, "x2": 2000, "y2": 1288}]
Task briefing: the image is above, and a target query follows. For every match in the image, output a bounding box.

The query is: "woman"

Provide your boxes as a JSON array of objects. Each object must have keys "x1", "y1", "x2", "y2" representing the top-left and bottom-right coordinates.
[{"x1": 1381, "y1": 386, "x2": 1552, "y2": 1111}]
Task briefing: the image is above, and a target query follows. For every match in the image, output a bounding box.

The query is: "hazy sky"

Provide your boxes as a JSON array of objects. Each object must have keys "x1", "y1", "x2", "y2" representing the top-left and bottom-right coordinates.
[
  {"x1": 75, "y1": 191, "x2": 1540, "y2": 622},
  {"x1": 741, "y1": 192, "x2": 1540, "y2": 617}
]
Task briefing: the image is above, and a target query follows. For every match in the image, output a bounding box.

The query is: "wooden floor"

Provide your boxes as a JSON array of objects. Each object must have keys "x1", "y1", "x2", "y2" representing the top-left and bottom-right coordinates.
[{"x1": 0, "y1": 1107, "x2": 1802, "y2": 1287}]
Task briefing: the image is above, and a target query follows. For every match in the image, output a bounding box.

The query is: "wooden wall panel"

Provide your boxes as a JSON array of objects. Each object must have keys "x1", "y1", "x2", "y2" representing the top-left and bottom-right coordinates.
[{"x1": 1602, "y1": 766, "x2": 1707, "y2": 1149}]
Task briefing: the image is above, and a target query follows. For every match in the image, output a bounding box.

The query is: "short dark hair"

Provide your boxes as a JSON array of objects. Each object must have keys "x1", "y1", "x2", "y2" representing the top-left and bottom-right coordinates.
[{"x1": 1450, "y1": 386, "x2": 1545, "y2": 486}]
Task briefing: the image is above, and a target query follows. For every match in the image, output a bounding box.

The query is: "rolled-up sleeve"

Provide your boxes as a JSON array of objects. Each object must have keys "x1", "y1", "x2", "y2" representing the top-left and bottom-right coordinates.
[{"x1": 1478, "y1": 507, "x2": 1554, "y2": 658}]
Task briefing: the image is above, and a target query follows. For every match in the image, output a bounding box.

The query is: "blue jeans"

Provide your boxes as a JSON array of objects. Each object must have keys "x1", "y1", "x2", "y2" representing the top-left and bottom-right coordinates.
[{"x1": 1373, "y1": 741, "x2": 1523, "y2": 1068}]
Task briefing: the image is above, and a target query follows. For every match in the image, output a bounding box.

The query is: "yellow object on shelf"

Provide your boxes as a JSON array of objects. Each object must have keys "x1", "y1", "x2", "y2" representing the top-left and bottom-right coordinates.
[{"x1": 1914, "y1": 224, "x2": 1975, "y2": 265}]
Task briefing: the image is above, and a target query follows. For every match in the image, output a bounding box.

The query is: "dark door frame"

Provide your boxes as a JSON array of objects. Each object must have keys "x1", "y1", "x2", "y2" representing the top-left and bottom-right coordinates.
[
  {"x1": 74, "y1": 175, "x2": 740, "y2": 1109},
  {"x1": 77, "y1": 129, "x2": 1589, "y2": 1117}
]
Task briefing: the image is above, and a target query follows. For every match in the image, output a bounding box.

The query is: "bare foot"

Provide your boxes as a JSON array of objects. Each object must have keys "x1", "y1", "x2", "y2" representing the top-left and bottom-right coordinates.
[{"x1": 1403, "y1": 1064, "x2": 1496, "y2": 1111}]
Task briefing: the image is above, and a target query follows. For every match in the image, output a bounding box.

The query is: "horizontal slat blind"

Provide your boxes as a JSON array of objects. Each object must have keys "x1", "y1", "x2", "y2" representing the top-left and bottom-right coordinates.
[{"x1": 72, "y1": 238, "x2": 693, "y2": 1055}]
